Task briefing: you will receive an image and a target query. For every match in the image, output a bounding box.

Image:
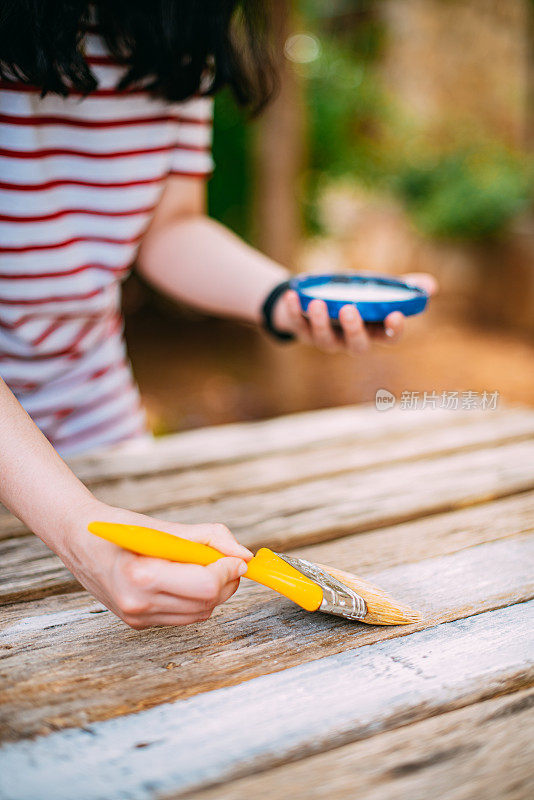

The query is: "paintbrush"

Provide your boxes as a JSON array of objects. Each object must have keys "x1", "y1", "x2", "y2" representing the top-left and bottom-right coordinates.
[{"x1": 88, "y1": 521, "x2": 420, "y2": 625}]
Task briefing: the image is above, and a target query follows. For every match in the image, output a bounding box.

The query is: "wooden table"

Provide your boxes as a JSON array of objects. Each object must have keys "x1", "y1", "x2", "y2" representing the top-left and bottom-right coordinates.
[{"x1": 1, "y1": 403, "x2": 533, "y2": 800}]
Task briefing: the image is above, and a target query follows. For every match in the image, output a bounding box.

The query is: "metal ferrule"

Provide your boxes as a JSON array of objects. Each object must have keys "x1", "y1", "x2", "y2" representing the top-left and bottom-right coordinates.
[{"x1": 276, "y1": 553, "x2": 368, "y2": 621}]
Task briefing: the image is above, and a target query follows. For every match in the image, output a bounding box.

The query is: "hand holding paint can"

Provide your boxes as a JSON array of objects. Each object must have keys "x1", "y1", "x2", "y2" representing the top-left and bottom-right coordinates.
[{"x1": 290, "y1": 273, "x2": 429, "y2": 324}]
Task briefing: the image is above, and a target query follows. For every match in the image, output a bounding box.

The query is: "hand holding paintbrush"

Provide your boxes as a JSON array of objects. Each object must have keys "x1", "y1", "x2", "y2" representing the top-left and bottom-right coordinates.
[
  {"x1": 0, "y1": 377, "x2": 418, "y2": 630},
  {"x1": 89, "y1": 521, "x2": 420, "y2": 626}
]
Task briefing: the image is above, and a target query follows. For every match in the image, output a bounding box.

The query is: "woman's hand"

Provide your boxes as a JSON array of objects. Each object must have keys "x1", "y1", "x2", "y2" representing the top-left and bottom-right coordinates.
[
  {"x1": 273, "y1": 273, "x2": 438, "y2": 355},
  {"x1": 0, "y1": 377, "x2": 251, "y2": 631},
  {"x1": 62, "y1": 499, "x2": 252, "y2": 630}
]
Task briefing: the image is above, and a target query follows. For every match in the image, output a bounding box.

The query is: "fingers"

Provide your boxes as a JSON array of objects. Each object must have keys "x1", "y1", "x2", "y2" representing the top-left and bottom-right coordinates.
[
  {"x1": 154, "y1": 578, "x2": 239, "y2": 612},
  {"x1": 303, "y1": 300, "x2": 407, "y2": 353},
  {"x1": 130, "y1": 596, "x2": 241, "y2": 628},
  {"x1": 284, "y1": 290, "x2": 312, "y2": 344},
  {"x1": 124, "y1": 515, "x2": 253, "y2": 561},
  {"x1": 147, "y1": 574, "x2": 240, "y2": 622},
  {"x1": 114, "y1": 555, "x2": 245, "y2": 629},
  {"x1": 375, "y1": 311, "x2": 405, "y2": 344},
  {"x1": 283, "y1": 294, "x2": 407, "y2": 354},
  {"x1": 206, "y1": 555, "x2": 248, "y2": 586},
  {"x1": 307, "y1": 299, "x2": 343, "y2": 353},
  {"x1": 218, "y1": 578, "x2": 241, "y2": 604},
  {"x1": 154, "y1": 557, "x2": 246, "y2": 602},
  {"x1": 280, "y1": 275, "x2": 437, "y2": 356},
  {"x1": 357, "y1": 311, "x2": 405, "y2": 345},
  {"x1": 402, "y1": 272, "x2": 438, "y2": 296},
  {"x1": 92, "y1": 510, "x2": 253, "y2": 629},
  {"x1": 338, "y1": 305, "x2": 369, "y2": 355},
  {"x1": 196, "y1": 523, "x2": 253, "y2": 561}
]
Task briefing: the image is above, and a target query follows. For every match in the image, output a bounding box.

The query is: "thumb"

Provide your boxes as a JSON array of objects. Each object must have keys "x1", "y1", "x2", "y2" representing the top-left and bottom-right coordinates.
[
  {"x1": 201, "y1": 523, "x2": 253, "y2": 561},
  {"x1": 206, "y1": 556, "x2": 248, "y2": 586},
  {"x1": 402, "y1": 272, "x2": 438, "y2": 296}
]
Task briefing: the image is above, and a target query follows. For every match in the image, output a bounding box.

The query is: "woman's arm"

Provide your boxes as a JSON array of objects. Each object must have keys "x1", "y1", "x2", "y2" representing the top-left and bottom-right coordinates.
[
  {"x1": 137, "y1": 176, "x2": 288, "y2": 325},
  {"x1": 137, "y1": 177, "x2": 437, "y2": 354},
  {"x1": 0, "y1": 377, "x2": 251, "y2": 628},
  {"x1": 0, "y1": 376, "x2": 93, "y2": 547}
]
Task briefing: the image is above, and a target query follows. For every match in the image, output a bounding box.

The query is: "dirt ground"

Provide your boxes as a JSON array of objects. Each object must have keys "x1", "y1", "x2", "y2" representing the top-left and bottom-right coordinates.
[{"x1": 125, "y1": 291, "x2": 534, "y2": 435}]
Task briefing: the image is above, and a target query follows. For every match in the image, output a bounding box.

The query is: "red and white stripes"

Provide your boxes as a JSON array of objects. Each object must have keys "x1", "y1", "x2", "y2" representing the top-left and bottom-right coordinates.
[{"x1": 0, "y1": 31, "x2": 213, "y2": 455}]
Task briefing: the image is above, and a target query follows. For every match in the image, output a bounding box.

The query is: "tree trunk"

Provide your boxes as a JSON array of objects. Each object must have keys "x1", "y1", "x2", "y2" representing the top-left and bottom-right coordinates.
[{"x1": 252, "y1": 0, "x2": 305, "y2": 267}]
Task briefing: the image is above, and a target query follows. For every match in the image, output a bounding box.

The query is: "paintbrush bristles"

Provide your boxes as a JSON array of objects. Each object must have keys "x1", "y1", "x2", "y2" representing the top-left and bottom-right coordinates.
[{"x1": 316, "y1": 563, "x2": 421, "y2": 625}]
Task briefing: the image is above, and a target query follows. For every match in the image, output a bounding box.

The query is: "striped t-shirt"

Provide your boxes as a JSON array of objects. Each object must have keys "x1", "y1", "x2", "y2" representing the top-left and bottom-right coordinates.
[{"x1": 0, "y1": 28, "x2": 213, "y2": 456}]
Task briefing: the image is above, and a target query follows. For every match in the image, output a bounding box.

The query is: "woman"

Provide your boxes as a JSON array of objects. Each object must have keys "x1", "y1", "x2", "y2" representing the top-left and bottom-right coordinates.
[{"x1": 0, "y1": 1, "x2": 435, "y2": 628}]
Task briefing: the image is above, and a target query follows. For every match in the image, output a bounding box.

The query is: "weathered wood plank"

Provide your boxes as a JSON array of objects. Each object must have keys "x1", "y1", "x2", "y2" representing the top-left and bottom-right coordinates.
[
  {"x1": 0, "y1": 602, "x2": 532, "y2": 800},
  {"x1": 82, "y1": 407, "x2": 534, "y2": 514},
  {"x1": 1, "y1": 533, "x2": 533, "y2": 741},
  {"x1": 5, "y1": 435, "x2": 531, "y2": 550},
  {"x1": 70, "y1": 405, "x2": 515, "y2": 483},
  {"x1": 2, "y1": 488, "x2": 533, "y2": 604},
  {"x1": 53, "y1": 407, "x2": 534, "y2": 511},
  {"x1": 3, "y1": 406, "x2": 533, "y2": 542},
  {"x1": 186, "y1": 688, "x2": 534, "y2": 800},
  {"x1": 0, "y1": 538, "x2": 78, "y2": 603},
  {"x1": 153, "y1": 439, "x2": 534, "y2": 551},
  {"x1": 292, "y1": 489, "x2": 534, "y2": 568}
]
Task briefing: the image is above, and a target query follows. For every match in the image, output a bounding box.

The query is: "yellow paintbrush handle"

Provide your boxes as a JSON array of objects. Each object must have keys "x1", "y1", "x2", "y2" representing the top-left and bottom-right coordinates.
[
  {"x1": 88, "y1": 521, "x2": 323, "y2": 612},
  {"x1": 88, "y1": 521, "x2": 222, "y2": 565}
]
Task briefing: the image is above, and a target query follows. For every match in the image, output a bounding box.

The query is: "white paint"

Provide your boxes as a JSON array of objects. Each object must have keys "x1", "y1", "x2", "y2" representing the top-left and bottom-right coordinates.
[
  {"x1": 303, "y1": 282, "x2": 416, "y2": 303},
  {"x1": 1, "y1": 605, "x2": 103, "y2": 637},
  {"x1": 0, "y1": 602, "x2": 532, "y2": 800}
]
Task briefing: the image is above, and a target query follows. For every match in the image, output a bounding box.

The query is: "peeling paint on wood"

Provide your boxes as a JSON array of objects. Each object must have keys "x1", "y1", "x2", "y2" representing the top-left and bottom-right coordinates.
[
  {"x1": 1, "y1": 404, "x2": 533, "y2": 799},
  {"x1": 1, "y1": 534, "x2": 533, "y2": 741},
  {"x1": 185, "y1": 688, "x2": 534, "y2": 800},
  {"x1": 0, "y1": 603, "x2": 532, "y2": 800}
]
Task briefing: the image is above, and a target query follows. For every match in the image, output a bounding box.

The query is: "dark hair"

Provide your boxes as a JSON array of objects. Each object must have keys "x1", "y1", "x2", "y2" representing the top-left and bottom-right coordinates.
[{"x1": 0, "y1": 0, "x2": 276, "y2": 110}]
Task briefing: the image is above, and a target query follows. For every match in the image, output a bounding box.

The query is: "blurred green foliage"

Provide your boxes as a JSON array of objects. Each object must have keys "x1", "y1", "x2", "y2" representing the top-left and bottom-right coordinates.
[
  {"x1": 303, "y1": 36, "x2": 393, "y2": 231},
  {"x1": 209, "y1": 0, "x2": 388, "y2": 240},
  {"x1": 208, "y1": 89, "x2": 253, "y2": 240},
  {"x1": 208, "y1": 0, "x2": 533, "y2": 244},
  {"x1": 394, "y1": 151, "x2": 531, "y2": 240},
  {"x1": 303, "y1": 0, "x2": 388, "y2": 180}
]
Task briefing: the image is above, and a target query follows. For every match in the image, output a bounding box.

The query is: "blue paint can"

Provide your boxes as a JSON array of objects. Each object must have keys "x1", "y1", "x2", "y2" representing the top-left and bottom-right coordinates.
[{"x1": 290, "y1": 273, "x2": 429, "y2": 323}]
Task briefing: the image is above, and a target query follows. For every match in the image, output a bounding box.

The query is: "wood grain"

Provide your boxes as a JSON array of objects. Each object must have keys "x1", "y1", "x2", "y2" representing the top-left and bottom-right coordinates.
[
  {"x1": 1, "y1": 602, "x2": 532, "y2": 800},
  {"x1": 2, "y1": 488, "x2": 533, "y2": 605},
  {"x1": 3, "y1": 431, "x2": 532, "y2": 560},
  {"x1": 82, "y1": 407, "x2": 534, "y2": 517},
  {"x1": 123, "y1": 439, "x2": 534, "y2": 552},
  {"x1": 2, "y1": 406, "x2": 533, "y2": 542},
  {"x1": 0, "y1": 537, "x2": 79, "y2": 603},
  {"x1": 1, "y1": 533, "x2": 533, "y2": 741},
  {"x1": 186, "y1": 688, "x2": 534, "y2": 800},
  {"x1": 68, "y1": 404, "x2": 509, "y2": 483},
  {"x1": 2, "y1": 405, "x2": 533, "y2": 797}
]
